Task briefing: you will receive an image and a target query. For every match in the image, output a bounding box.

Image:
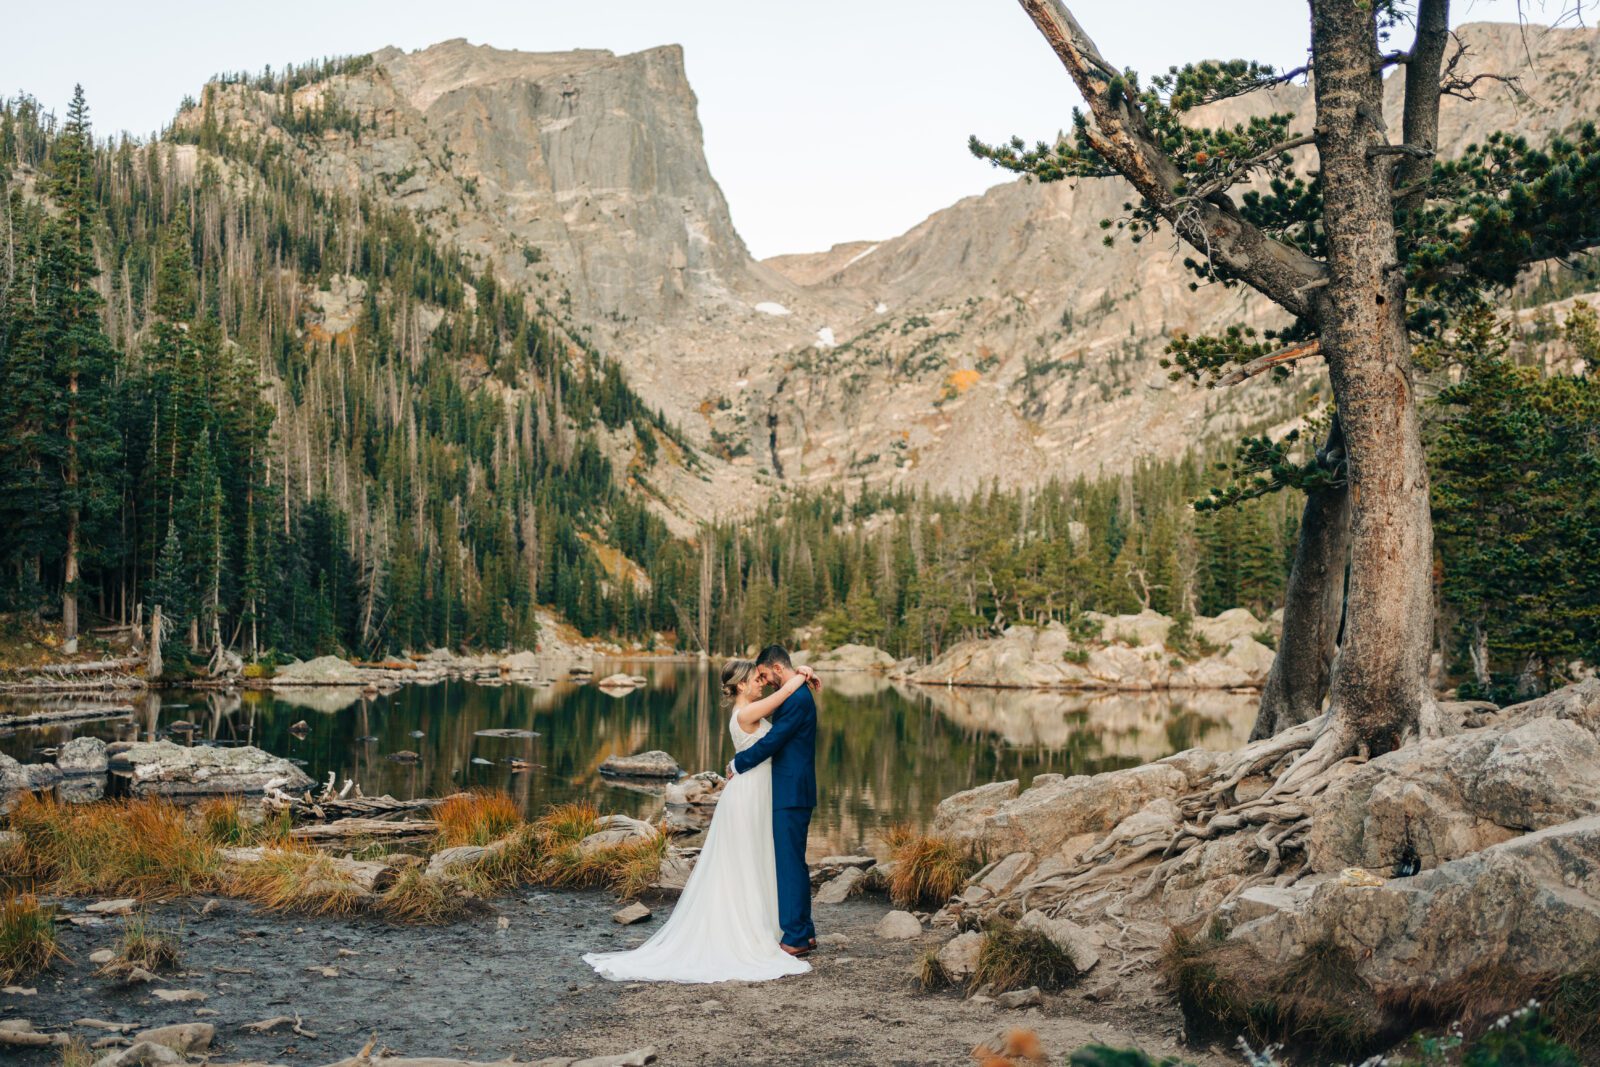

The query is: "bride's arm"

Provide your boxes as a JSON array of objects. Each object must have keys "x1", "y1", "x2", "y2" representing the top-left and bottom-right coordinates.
[{"x1": 734, "y1": 668, "x2": 812, "y2": 730}]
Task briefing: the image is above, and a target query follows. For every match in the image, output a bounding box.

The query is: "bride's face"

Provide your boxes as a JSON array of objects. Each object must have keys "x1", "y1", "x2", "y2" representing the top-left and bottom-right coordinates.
[{"x1": 739, "y1": 675, "x2": 763, "y2": 700}]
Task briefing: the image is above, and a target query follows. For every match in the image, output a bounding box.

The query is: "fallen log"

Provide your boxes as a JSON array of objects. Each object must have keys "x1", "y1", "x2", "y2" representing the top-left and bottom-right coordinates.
[
  {"x1": 220, "y1": 847, "x2": 399, "y2": 892},
  {"x1": 33, "y1": 657, "x2": 144, "y2": 675},
  {"x1": 0, "y1": 704, "x2": 134, "y2": 726},
  {"x1": 352, "y1": 660, "x2": 417, "y2": 671},
  {"x1": 290, "y1": 818, "x2": 439, "y2": 842}
]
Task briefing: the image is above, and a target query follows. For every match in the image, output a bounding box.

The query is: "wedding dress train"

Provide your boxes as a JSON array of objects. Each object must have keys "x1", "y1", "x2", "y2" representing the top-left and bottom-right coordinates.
[{"x1": 582, "y1": 712, "x2": 812, "y2": 983}]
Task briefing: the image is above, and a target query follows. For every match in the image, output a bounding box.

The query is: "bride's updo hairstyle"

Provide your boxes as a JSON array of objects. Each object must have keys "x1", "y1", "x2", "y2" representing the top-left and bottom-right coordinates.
[{"x1": 720, "y1": 658, "x2": 756, "y2": 700}]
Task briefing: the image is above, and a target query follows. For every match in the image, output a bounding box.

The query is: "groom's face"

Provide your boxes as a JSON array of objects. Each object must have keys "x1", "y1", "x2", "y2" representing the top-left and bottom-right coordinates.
[{"x1": 756, "y1": 664, "x2": 782, "y2": 689}]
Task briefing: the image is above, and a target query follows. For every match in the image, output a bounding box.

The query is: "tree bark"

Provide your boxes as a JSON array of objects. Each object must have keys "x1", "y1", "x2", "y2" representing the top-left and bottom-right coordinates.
[
  {"x1": 1251, "y1": 418, "x2": 1350, "y2": 739},
  {"x1": 1307, "y1": 0, "x2": 1441, "y2": 756}
]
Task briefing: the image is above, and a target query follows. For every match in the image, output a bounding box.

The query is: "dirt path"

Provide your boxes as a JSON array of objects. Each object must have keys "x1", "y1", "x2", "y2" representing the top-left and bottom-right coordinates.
[{"x1": 8, "y1": 893, "x2": 1231, "y2": 1066}]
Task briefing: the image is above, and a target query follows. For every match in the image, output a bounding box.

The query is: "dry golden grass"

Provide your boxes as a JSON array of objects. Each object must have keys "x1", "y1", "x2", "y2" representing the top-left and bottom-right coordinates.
[
  {"x1": 971, "y1": 920, "x2": 1081, "y2": 993},
  {"x1": 8, "y1": 794, "x2": 222, "y2": 898},
  {"x1": 0, "y1": 892, "x2": 65, "y2": 984},
  {"x1": 885, "y1": 824, "x2": 978, "y2": 909},
  {"x1": 223, "y1": 842, "x2": 369, "y2": 916},
  {"x1": 532, "y1": 801, "x2": 600, "y2": 850},
  {"x1": 197, "y1": 795, "x2": 254, "y2": 846},
  {"x1": 436, "y1": 790, "x2": 522, "y2": 847},
  {"x1": 56, "y1": 1038, "x2": 95, "y2": 1067}
]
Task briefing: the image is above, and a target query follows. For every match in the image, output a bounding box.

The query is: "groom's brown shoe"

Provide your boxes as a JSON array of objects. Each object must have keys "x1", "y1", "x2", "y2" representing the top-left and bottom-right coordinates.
[{"x1": 779, "y1": 942, "x2": 811, "y2": 957}]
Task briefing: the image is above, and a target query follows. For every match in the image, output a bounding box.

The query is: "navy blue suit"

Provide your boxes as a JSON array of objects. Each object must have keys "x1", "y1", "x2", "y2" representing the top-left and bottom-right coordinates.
[{"x1": 732, "y1": 680, "x2": 817, "y2": 947}]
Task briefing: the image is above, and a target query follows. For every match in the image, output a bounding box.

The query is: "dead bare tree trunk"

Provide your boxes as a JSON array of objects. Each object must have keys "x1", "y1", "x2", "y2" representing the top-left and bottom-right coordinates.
[
  {"x1": 147, "y1": 604, "x2": 164, "y2": 681},
  {"x1": 1252, "y1": 418, "x2": 1349, "y2": 739}
]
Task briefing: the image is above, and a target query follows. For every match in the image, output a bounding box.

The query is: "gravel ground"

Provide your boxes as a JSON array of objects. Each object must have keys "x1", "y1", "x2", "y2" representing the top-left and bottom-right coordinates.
[{"x1": 5, "y1": 892, "x2": 1232, "y2": 1066}]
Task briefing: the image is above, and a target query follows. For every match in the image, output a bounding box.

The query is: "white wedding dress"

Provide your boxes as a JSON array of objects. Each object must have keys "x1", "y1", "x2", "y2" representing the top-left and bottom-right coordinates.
[{"x1": 583, "y1": 710, "x2": 812, "y2": 983}]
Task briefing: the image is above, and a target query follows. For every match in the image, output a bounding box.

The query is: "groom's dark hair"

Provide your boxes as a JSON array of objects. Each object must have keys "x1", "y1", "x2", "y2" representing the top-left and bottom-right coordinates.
[{"x1": 756, "y1": 645, "x2": 793, "y2": 671}]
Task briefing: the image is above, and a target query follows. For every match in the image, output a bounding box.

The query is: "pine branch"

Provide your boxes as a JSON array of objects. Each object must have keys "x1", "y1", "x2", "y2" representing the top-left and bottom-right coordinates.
[
  {"x1": 1011, "y1": 0, "x2": 1327, "y2": 319},
  {"x1": 1216, "y1": 340, "x2": 1323, "y2": 387}
]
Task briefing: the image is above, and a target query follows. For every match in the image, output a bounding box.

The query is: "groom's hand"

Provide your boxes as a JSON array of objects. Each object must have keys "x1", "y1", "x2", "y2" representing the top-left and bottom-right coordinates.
[{"x1": 725, "y1": 760, "x2": 737, "y2": 779}]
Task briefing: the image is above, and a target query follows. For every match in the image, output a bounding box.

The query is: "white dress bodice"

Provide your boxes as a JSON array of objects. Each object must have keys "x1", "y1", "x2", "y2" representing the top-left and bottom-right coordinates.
[{"x1": 730, "y1": 709, "x2": 770, "y2": 752}]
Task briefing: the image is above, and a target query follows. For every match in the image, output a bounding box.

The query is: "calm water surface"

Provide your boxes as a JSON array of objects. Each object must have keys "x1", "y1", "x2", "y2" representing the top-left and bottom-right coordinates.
[{"x1": 0, "y1": 662, "x2": 1255, "y2": 853}]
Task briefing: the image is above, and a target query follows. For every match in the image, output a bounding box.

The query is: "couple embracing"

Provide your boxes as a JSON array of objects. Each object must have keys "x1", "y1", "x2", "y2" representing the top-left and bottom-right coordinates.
[{"x1": 584, "y1": 645, "x2": 822, "y2": 983}]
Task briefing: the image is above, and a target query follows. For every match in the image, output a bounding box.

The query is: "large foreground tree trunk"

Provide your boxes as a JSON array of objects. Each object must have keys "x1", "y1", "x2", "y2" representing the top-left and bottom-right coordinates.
[
  {"x1": 1252, "y1": 421, "x2": 1349, "y2": 740},
  {"x1": 1302, "y1": 0, "x2": 1441, "y2": 760}
]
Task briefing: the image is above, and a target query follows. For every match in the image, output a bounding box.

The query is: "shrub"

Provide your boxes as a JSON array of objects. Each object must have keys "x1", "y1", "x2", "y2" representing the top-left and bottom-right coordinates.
[
  {"x1": 0, "y1": 892, "x2": 64, "y2": 984},
  {"x1": 1161, "y1": 925, "x2": 1383, "y2": 1057},
  {"x1": 972, "y1": 920, "x2": 1081, "y2": 993}
]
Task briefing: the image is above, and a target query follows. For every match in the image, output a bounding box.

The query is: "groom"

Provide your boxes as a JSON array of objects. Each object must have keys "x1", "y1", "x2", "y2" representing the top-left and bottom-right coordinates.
[{"x1": 727, "y1": 644, "x2": 818, "y2": 956}]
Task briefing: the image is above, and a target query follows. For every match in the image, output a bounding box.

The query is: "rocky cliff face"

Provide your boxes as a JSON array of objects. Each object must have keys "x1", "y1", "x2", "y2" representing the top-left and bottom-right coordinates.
[{"x1": 179, "y1": 23, "x2": 1600, "y2": 515}]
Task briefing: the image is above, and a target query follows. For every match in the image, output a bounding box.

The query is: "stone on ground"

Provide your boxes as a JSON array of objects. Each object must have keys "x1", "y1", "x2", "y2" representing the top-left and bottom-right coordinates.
[
  {"x1": 1018, "y1": 911, "x2": 1101, "y2": 974},
  {"x1": 612, "y1": 902, "x2": 652, "y2": 925},
  {"x1": 996, "y1": 986, "x2": 1043, "y2": 1009},
  {"x1": 936, "y1": 931, "x2": 983, "y2": 980},
  {"x1": 813, "y1": 865, "x2": 864, "y2": 904},
  {"x1": 874, "y1": 910, "x2": 923, "y2": 939}
]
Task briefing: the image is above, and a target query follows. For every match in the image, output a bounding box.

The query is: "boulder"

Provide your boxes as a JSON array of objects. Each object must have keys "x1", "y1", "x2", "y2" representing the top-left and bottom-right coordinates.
[
  {"x1": 931, "y1": 780, "x2": 1020, "y2": 845},
  {"x1": 663, "y1": 771, "x2": 724, "y2": 807},
  {"x1": 935, "y1": 762, "x2": 1189, "y2": 855},
  {"x1": 936, "y1": 930, "x2": 984, "y2": 980},
  {"x1": 814, "y1": 866, "x2": 864, "y2": 904},
  {"x1": 651, "y1": 847, "x2": 695, "y2": 894},
  {"x1": 0, "y1": 752, "x2": 62, "y2": 798},
  {"x1": 1308, "y1": 715, "x2": 1600, "y2": 872},
  {"x1": 108, "y1": 741, "x2": 313, "y2": 796},
  {"x1": 598, "y1": 750, "x2": 682, "y2": 779},
  {"x1": 875, "y1": 910, "x2": 923, "y2": 939},
  {"x1": 1018, "y1": 910, "x2": 1100, "y2": 974},
  {"x1": 1234, "y1": 815, "x2": 1600, "y2": 992},
  {"x1": 809, "y1": 644, "x2": 897, "y2": 672},
  {"x1": 426, "y1": 845, "x2": 491, "y2": 877},
  {"x1": 270, "y1": 655, "x2": 370, "y2": 685},
  {"x1": 596, "y1": 673, "x2": 641, "y2": 690},
  {"x1": 1087, "y1": 609, "x2": 1174, "y2": 648},
  {"x1": 57, "y1": 736, "x2": 109, "y2": 775},
  {"x1": 577, "y1": 815, "x2": 660, "y2": 855},
  {"x1": 1191, "y1": 608, "x2": 1265, "y2": 647}
]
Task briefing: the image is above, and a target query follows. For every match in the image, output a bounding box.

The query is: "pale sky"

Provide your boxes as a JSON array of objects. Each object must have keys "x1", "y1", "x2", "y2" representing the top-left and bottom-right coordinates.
[{"x1": 3, "y1": 0, "x2": 1569, "y2": 258}]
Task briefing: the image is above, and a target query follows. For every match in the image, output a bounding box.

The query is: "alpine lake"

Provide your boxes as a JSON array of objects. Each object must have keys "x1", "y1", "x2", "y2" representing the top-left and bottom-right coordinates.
[{"x1": 0, "y1": 662, "x2": 1257, "y2": 854}]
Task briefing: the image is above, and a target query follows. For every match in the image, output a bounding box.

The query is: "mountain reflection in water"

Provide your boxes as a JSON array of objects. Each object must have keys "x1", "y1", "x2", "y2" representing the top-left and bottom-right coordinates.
[{"x1": 0, "y1": 662, "x2": 1255, "y2": 855}]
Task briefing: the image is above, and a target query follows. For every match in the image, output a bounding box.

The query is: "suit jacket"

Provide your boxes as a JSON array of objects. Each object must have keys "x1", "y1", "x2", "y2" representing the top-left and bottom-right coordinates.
[{"x1": 732, "y1": 682, "x2": 817, "y2": 810}]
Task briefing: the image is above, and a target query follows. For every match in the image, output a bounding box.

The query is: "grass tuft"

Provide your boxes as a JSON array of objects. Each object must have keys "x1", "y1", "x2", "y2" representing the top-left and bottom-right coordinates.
[
  {"x1": 197, "y1": 795, "x2": 254, "y2": 846},
  {"x1": 916, "y1": 946, "x2": 951, "y2": 992},
  {"x1": 378, "y1": 868, "x2": 480, "y2": 924},
  {"x1": 532, "y1": 801, "x2": 600, "y2": 851},
  {"x1": 972, "y1": 1027, "x2": 1048, "y2": 1064},
  {"x1": 972, "y1": 920, "x2": 1081, "y2": 993},
  {"x1": 56, "y1": 1037, "x2": 96, "y2": 1067},
  {"x1": 99, "y1": 911, "x2": 181, "y2": 976},
  {"x1": 224, "y1": 843, "x2": 369, "y2": 916},
  {"x1": 0, "y1": 892, "x2": 65, "y2": 984},
  {"x1": 885, "y1": 824, "x2": 978, "y2": 909},
  {"x1": 436, "y1": 790, "x2": 522, "y2": 847}
]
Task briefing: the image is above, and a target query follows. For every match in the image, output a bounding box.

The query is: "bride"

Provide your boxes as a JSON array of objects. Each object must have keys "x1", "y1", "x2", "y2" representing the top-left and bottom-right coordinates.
[{"x1": 583, "y1": 659, "x2": 818, "y2": 983}]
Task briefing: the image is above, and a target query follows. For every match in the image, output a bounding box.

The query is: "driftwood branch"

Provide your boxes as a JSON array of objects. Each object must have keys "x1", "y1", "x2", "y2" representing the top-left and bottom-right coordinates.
[{"x1": 1217, "y1": 340, "x2": 1323, "y2": 387}]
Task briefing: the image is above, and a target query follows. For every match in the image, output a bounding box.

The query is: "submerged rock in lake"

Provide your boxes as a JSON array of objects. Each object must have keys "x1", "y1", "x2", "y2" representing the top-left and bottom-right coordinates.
[
  {"x1": 599, "y1": 750, "x2": 681, "y2": 779},
  {"x1": 108, "y1": 740, "x2": 314, "y2": 795}
]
